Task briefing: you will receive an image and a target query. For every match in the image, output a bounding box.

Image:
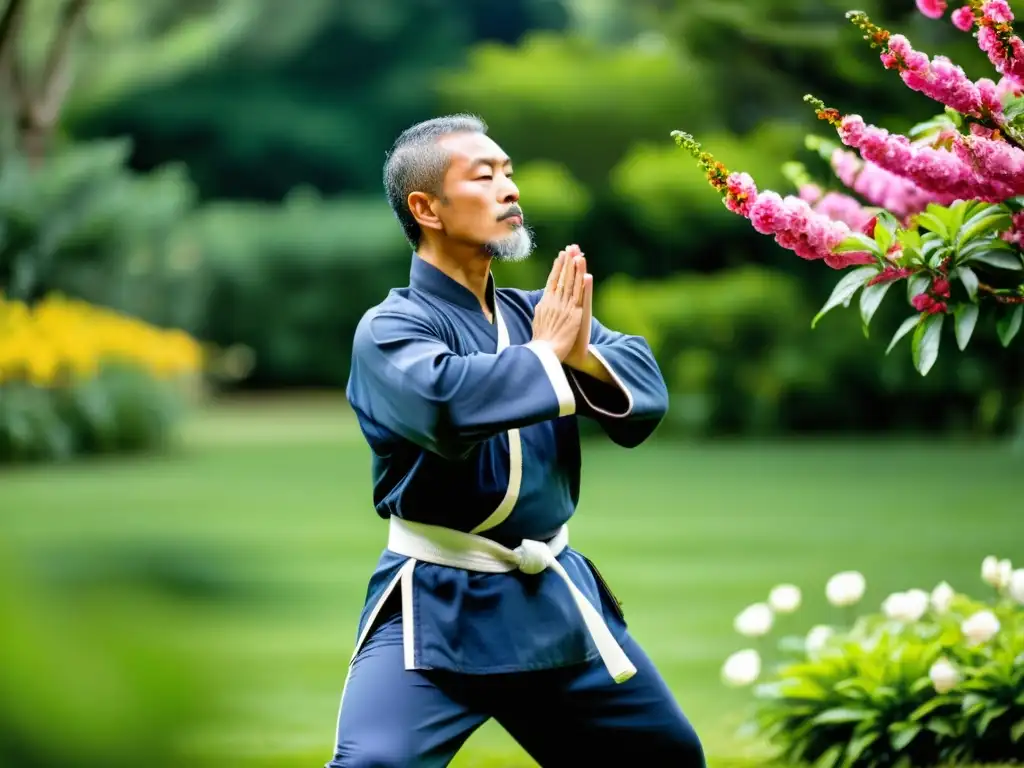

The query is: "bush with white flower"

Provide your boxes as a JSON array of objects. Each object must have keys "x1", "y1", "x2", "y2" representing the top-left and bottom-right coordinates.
[{"x1": 721, "y1": 556, "x2": 1024, "y2": 766}]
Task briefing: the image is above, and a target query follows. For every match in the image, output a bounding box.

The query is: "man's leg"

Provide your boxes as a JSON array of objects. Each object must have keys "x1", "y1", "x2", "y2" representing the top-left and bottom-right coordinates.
[
  {"x1": 491, "y1": 632, "x2": 706, "y2": 766},
  {"x1": 326, "y1": 614, "x2": 488, "y2": 768}
]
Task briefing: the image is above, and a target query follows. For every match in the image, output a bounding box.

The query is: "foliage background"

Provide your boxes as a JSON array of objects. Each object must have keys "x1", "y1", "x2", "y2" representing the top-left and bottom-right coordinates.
[{"x1": 2, "y1": 0, "x2": 1022, "y2": 766}]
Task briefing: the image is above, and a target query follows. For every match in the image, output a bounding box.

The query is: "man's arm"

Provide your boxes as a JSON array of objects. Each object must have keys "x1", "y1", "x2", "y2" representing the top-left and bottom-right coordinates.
[
  {"x1": 346, "y1": 306, "x2": 576, "y2": 459},
  {"x1": 564, "y1": 317, "x2": 669, "y2": 448}
]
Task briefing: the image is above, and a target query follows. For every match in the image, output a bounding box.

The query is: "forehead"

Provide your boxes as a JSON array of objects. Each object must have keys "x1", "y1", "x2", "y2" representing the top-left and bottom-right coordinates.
[{"x1": 438, "y1": 132, "x2": 511, "y2": 172}]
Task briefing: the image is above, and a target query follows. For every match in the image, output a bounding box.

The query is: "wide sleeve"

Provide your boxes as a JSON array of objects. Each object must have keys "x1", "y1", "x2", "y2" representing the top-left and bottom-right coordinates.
[
  {"x1": 565, "y1": 317, "x2": 669, "y2": 448},
  {"x1": 346, "y1": 307, "x2": 576, "y2": 459}
]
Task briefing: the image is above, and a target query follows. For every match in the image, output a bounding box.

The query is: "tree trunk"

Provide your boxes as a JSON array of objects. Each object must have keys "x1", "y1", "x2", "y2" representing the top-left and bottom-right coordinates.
[{"x1": 0, "y1": 0, "x2": 90, "y2": 164}]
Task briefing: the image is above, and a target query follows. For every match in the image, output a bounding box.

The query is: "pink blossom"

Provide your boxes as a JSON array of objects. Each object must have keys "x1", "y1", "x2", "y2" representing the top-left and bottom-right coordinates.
[
  {"x1": 976, "y1": 2, "x2": 1024, "y2": 82},
  {"x1": 984, "y1": 0, "x2": 1013, "y2": 24},
  {"x1": 916, "y1": 0, "x2": 947, "y2": 18},
  {"x1": 812, "y1": 190, "x2": 876, "y2": 230},
  {"x1": 996, "y1": 75, "x2": 1024, "y2": 99},
  {"x1": 799, "y1": 184, "x2": 823, "y2": 203},
  {"x1": 741, "y1": 188, "x2": 862, "y2": 268},
  {"x1": 1003, "y1": 212, "x2": 1024, "y2": 247},
  {"x1": 837, "y1": 114, "x2": 1018, "y2": 202},
  {"x1": 883, "y1": 35, "x2": 1001, "y2": 120},
  {"x1": 725, "y1": 172, "x2": 759, "y2": 216},
  {"x1": 830, "y1": 148, "x2": 947, "y2": 216},
  {"x1": 954, "y1": 134, "x2": 1024, "y2": 193},
  {"x1": 952, "y1": 6, "x2": 976, "y2": 31}
]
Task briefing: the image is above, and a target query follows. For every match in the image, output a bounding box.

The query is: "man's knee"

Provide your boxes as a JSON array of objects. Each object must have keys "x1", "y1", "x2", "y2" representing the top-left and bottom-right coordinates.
[{"x1": 327, "y1": 735, "x2": 421, "y2": 768}]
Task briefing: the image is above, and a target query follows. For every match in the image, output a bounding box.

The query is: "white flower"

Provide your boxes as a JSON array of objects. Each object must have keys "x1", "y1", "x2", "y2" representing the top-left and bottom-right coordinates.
[
  {"x1": 734, "y1": 603, "x2": 773, "y2": 637},
  {"x1": 904, "y1": 589, "x2": 930, "y2": 620},
  {"x1": 929, "y1": 657, "x2": 960, "y2": 694},
  {"x1": 982, "y1": 555, "x2": 1003, "y2": 588},
  {"x1": 962, "y1": 610, "x2": 1000, "y2": 645},
  {"x1": 826, "y1": 571, "x2": 866, "y2": 607},
  {"x1": 805, "y1": 625, "x2": 834, "y2": 654},
  {"x1": 930, "y1": 581, "x2": 955, "y2": 614},
  {"x1": 768, "y1": 584, "x2": 802, "y2": 614},
  {"x1": 882, "y1": 591, "x2": 927, "y2": 622},
  {"x1": 998, "y1": 559, "x2": 1013, "y2": 589},
  {"x1": 1009, "y1": 569, "x2": 1024, "y2": 605},
  {"x1": 721, "y1": 649, "x2": 761, "y2": 687}
]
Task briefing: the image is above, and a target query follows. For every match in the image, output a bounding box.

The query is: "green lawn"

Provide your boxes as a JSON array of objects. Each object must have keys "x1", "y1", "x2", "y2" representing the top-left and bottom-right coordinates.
[{"x1": 2, "y1": 397, "x2": 1022, "y2": 767}]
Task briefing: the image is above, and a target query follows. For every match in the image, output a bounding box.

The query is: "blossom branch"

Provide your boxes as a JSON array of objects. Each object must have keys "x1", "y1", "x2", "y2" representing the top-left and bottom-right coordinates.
[{"x1": 846, "y1": 10, "x2": 1019, "y2": 147}]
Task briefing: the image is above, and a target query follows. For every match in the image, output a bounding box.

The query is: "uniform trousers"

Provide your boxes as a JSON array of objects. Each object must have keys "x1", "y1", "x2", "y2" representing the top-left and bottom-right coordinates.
[{"x1": 325, "y1": 610, "x2": 706, "y2": 767}]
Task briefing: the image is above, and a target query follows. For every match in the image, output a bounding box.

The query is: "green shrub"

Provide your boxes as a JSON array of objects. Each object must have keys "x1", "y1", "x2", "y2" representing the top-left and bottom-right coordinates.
[
  {"x1": 0, "y1": 139, "x2": 205, "y2": 334},
  {"x1": 0, "y1": 294, "x2": 202, "y2": 464},
  {"x1": 193, "y1": 189, "x2": 411, "y2": 388},
  {"x1": 722, "y1": 561, "x2": 1024, "y2": 766}
]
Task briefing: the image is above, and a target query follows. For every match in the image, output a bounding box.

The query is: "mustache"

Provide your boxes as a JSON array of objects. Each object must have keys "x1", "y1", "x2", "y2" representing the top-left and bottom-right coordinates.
[{"x1": 498, "y1": 205, "x2": 524, "y2": 221}]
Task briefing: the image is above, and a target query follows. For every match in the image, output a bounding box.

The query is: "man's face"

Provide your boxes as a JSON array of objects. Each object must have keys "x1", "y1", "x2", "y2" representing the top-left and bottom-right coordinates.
[{"x1": 430, "y1": 131, "x2": 533, "y2": 261}]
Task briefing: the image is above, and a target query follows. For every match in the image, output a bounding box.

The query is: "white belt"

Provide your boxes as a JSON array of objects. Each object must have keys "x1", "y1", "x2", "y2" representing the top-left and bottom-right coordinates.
[{"x1": 386, "y1": 515, "x2": 636, "y2": 684}]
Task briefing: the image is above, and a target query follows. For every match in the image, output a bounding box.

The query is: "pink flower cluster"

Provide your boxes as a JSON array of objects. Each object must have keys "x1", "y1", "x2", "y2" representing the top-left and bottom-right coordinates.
[
  {"x1": 978, "y1": 1, "x2": 1024, "y2": 83},
  {"x1": 881, "y1": 34, "x2": 1004, "y2": 120},
  {"x1": 1004, "y1": 211, "x2": 1024, "y2": 247},
  {"x1": 798, "y1": 184, "x2": 876, "y2": 230},
  {"x1": 830, "y1": 148, "x2": 947, "y2": 217},
  {"x1": 838, "y1": 114, "x2": 1023, "y2": 202},
  {"x1": 722, "y1": 172, "x2": 875, "y2": 270},
  {"x1": 916, "y1": 0, "x2": 948, "y2": 19}
]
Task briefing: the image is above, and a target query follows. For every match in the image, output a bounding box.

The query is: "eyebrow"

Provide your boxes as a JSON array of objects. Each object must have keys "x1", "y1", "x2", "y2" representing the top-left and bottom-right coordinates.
[{"x1": 468, "y1": 156, "x2": 512, "y2": 170}]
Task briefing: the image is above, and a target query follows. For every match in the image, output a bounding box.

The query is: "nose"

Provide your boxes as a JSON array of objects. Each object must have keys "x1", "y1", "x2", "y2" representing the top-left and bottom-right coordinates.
[{"x1": 499, "y1": 176, "x2": 519, "y2": 204}]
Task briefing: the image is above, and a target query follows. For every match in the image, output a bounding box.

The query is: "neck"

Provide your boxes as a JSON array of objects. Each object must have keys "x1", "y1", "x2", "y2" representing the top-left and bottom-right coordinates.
[{"x1": 417, "y1": 240, "x2": 493, "y2": 315}]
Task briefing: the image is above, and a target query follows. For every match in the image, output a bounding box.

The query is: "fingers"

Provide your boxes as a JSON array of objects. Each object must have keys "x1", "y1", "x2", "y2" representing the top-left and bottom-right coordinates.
[
  {"x1": 557, "y1": 250, "x2": 573, "y2": 298},
  {"x1": 571, "y1": 254, "x2": 586, "y2": 306},
  {"x1": 547, "y1": 251, "x2": 565, "y2": 293}
]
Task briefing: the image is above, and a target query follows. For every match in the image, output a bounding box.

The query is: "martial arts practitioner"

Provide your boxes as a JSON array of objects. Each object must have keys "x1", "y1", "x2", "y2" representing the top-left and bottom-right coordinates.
[{"x1": 327, "y1": 114, "x2": 705, "y2": 767}]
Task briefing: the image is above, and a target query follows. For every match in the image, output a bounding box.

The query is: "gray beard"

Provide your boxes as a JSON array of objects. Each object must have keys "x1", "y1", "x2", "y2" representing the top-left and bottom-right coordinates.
[{"x1": 484, "y1": 224, "x2": 534, "y2": 262}]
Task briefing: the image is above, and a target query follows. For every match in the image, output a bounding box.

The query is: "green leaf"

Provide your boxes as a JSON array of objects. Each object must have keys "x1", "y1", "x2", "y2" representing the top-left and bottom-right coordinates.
[
  {"x1": 910, "y1": 696, "x2": 955, "y2": 721},
  {"x1": 912, "y1": 312, "x2": 944, "y2": 376},
  {"x1": 897, "y1": 228, "x2": 922, "y2": 254},
  {"x1": 860, "y1": 279, "x2": 894, "y2": 334},
  {"x1": 977, "y1": 705, "x2": 1008, "y2": 736},
  {"x1": 812, "y1": 744, "x2": 843, "y2": 768},
  {"x1": 907, "y1": 273, "x2": 930, "y2": 302},
  {"x1": 812, "y1": 267, "x2": 877, "y2": 328},
  {"x1": 943, "y1": 106, "x2": 963, "y2": 127},
  {"x1": 890, "y1": 723, "x2": 922, "y2": 751},
  {"x1": 887, "y1": 315, "x2": 921, "y2": 355},
  {"x1": 845, "y1": 731, "x2": 878, "y2": 763},
  {"x1": 915, "y1": 212, "x2": 949, "y2": 239},
  {"x1": 927, "y1": 717, "x2": 956, "y2": 736},
  {"x1": 954, "y1": 303, "x2": 979, "y2": 350},
  {"x1": 1011, "y1": 718, "x2": 1024, "y2": 742},
  {"x1": 833, "y1": 232, "x2": 881, "y2": 255},
  {"x1": 811, "y1": 707, "x2": 876, "y2": 725},
  {"x1": 969, "y1": 249, "x2": 1024, "y2": 270},
  {"x1": 874, "y1": 212, "x2": 900, "y2": 254},
  {"x1": 958, "y1": 266, "x2": 979, "y2": 300},
  {"x1": 957, "y1": 208, "x2": 1011, "y2": 248},
  {"x1": 997, "y1": 305, "x2": 1023, "y2": 347}
]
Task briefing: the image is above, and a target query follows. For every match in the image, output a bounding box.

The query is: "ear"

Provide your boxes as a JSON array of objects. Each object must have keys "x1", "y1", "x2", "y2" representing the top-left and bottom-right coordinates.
[{"x1": 407, "y1": 191, "x2": 444, "y2": 234}]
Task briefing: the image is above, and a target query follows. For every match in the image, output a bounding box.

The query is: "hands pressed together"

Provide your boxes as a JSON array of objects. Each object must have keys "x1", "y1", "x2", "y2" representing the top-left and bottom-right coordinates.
[{"x1": 531, "y1": 244, "x2": 592, "y2": 369}]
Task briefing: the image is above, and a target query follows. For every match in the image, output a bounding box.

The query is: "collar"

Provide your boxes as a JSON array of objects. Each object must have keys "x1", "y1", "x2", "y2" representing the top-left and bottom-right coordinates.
[{"x1": 409, "y1": 253, "x2": 495, "y2": 314}]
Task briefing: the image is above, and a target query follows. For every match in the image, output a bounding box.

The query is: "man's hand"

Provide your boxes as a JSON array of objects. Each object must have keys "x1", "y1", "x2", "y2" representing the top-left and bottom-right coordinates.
[
  {"x1": 560, "y1": 244, "x2": 592, "y2": 369},
  {"x1": 531, "y1": 249, "x2": 586, "y2": 360}
]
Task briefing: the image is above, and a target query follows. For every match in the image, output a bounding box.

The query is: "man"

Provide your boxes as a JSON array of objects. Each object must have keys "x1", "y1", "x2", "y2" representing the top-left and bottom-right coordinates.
[{"x1": 329, "y1": 114, "x2": 705, "y2": 767}]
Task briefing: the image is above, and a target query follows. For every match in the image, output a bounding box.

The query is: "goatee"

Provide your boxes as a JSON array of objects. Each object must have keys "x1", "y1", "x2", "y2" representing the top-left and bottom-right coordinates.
[{"x1": 484, "y1": 224, "x2": 534, "y2": 262}]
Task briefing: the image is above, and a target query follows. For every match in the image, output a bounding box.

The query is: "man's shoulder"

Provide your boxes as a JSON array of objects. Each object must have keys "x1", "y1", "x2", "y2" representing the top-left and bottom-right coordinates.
[{"x1": 353, "y1": 289, "x2": 436, "y2": 345}]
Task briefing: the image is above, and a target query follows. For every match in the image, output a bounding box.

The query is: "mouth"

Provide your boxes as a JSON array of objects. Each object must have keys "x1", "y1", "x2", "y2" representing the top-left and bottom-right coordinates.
[{"x1": 504, "y1": 215, "x2": 523, "y2": 226}]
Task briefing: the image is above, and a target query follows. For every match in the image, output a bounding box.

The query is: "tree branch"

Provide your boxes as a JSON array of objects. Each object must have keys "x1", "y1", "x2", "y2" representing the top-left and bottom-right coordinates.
[
  {"x1": 0, "y1": 0, "x2": 28, "y2": 73},
  {"x1": 32, "y1": 0, "x2": 89, "y2": 126}
]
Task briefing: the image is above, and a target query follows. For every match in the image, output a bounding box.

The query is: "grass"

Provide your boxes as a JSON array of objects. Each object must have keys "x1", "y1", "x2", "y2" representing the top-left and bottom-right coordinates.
[{"x1": 2, "y1": 396, "x2": 1022, "y2": 767}]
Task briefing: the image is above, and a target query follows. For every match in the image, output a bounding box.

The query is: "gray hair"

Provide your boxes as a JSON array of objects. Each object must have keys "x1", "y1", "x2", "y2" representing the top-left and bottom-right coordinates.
[{"x1": 383, "y1": 114, "x2": 488, "y2": 246}]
